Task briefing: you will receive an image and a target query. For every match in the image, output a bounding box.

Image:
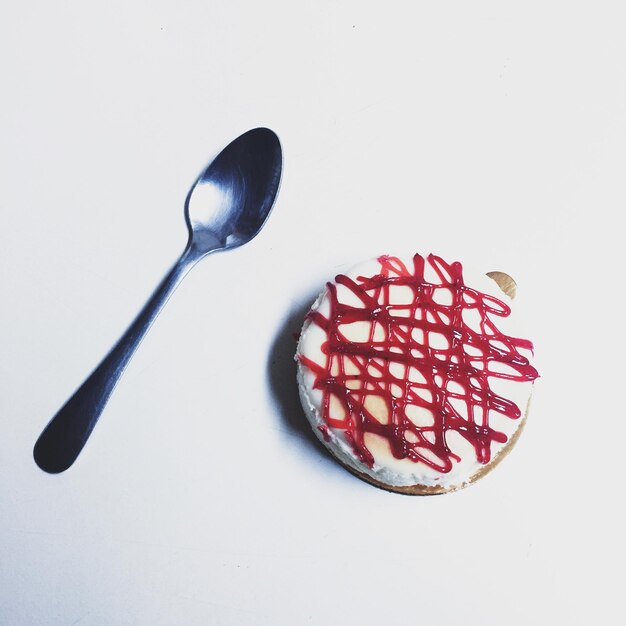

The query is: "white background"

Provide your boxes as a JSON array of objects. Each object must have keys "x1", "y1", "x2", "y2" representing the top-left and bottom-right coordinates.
[{"x1": 1, "y1": 1, "x2": 624, "y2": 624}]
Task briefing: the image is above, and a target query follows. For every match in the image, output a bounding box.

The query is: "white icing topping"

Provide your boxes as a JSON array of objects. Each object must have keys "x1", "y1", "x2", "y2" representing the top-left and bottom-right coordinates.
[{"x1": 296, "y1": 253, "x2": 535, "y2": 490}]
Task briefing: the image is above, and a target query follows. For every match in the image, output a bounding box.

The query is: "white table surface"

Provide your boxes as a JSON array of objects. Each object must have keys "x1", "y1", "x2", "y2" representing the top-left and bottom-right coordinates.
[{"x1": 1, "y1": 2, "x2": 624, "y2": 624}]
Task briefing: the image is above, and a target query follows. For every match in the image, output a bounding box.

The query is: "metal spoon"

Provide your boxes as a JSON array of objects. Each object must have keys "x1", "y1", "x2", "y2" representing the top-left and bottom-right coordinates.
[{"x1": 33, "y1": 127, "x2": 283, "y2": 473}]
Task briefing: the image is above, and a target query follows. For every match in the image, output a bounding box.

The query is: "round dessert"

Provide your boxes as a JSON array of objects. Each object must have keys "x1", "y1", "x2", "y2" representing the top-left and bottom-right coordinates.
[{"x1": 296, "y1": 253, "x2": 539, "y2": 494}]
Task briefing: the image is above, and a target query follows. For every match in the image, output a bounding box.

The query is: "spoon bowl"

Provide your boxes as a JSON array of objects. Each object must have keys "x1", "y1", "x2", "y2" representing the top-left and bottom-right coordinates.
[
  {"x1": 33, "y1": 128, "x2": 282, "y2": 473},
  {"x1": 186, "y1": 127, "x2": 282, "y2": 251}
]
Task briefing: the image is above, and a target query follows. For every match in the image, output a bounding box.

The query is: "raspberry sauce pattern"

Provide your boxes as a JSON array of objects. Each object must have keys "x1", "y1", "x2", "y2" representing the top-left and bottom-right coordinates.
[{"x1": 298, "y1": 254, "x2": 539, "y2": 473}]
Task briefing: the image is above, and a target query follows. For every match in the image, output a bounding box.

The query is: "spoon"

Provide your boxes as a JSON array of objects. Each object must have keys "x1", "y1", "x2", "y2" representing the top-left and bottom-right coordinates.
[{"x1": 33, "y1": 127, "x2": 283, "y2": 473}]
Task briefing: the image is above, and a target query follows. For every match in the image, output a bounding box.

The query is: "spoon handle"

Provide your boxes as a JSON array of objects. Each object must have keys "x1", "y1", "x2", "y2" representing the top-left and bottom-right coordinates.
[{"x1": 33, "y1": 246, "x2": 198, "y2": 473}]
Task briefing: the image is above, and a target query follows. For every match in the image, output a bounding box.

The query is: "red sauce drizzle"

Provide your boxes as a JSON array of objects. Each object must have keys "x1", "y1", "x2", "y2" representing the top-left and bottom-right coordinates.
[{"x1": 298, "y1": 253, "x2": 539, "y2": 472}]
